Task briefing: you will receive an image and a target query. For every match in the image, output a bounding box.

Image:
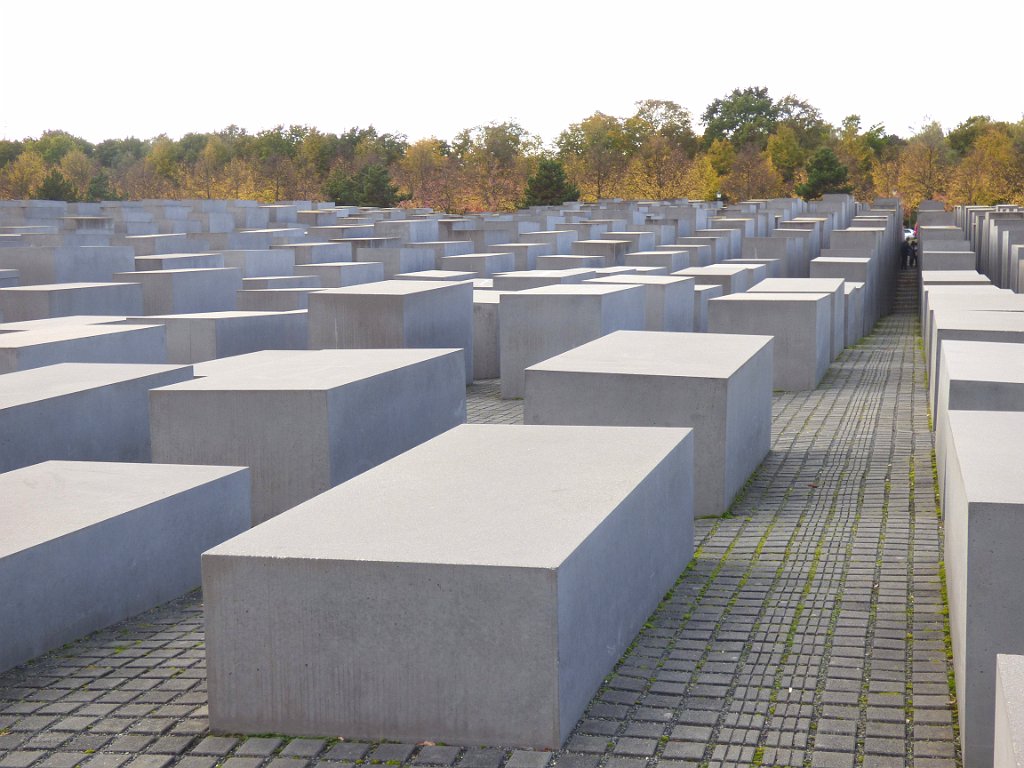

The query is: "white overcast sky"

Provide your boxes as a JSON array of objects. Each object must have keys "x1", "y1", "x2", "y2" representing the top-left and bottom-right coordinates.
[{"x1": 2, "y1": 0, "x2": 1022, "y2": 147}]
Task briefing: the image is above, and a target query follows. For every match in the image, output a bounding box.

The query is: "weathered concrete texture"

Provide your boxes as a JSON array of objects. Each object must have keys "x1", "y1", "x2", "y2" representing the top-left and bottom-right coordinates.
[
  {"x1": 524, "y1": 330, "x2": 771, "y2": 518},
  {"x1": 0, "y1": 461, "x2": 250, "y2": 673},
  {"x1": 204, "y1": 424, "x2": 694, "y2": 748},
  {"x1": 150, "y1": 349, "x2": 467, "y2": 525},
  {"x1": 113, "y1": 269, "x2": 242, "y2": 315},
  {"x1": 995, "y1": 655, "x2": 1024, "y2": 768}
]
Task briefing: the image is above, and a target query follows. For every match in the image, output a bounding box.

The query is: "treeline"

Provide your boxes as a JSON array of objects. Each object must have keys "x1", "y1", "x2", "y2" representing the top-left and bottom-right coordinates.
[{"x1": 2, "y1": 87, "x2": 1023, "y2": 211}]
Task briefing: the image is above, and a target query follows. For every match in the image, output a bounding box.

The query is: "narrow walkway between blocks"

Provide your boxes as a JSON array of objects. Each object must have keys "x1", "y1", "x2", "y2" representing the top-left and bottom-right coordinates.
[{"x1": 0, "y1": 311, "x2": 958, "y2": 768}]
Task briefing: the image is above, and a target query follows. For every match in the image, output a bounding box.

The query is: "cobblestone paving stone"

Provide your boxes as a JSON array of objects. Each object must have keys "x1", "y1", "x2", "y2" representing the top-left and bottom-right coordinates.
[{"x1": 0, "y1": 311, "x2": 959, "y2": 768}]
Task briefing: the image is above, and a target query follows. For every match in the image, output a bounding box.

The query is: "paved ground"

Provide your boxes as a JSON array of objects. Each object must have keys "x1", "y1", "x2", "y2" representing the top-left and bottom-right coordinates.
[{"x1": 0, "y1": 311, "x2": 959, "y2": 768}]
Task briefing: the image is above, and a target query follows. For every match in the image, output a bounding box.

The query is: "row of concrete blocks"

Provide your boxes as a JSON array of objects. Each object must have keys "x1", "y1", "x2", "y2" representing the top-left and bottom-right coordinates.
[
  {"x1": 2, "y1": 324, "x2": 783, "y2": 746},
  {"x1": 920, "y1": 273, "x2": 1024, "y2": 768}
]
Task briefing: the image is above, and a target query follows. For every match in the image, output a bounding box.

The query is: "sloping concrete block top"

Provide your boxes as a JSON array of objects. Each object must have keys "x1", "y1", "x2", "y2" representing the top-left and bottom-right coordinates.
[{"x1": 1, "y1": 460, "x2": 245, "y2": 560}]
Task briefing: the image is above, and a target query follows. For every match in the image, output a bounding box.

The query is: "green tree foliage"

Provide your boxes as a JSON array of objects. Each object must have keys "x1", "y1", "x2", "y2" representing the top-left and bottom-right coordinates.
[
  {"x1": 701, "y1": 86, "x2": 780, "y2": 148},
  {"x1": 33, "y1": 169, "x2": 77, "y2": 201},
  {"x1": 323, "y1": 163, "x2": 403, "y2": 207},
  {"x1": 85, "y1": 171, "x2": 117, "y2": 201},
  {"x1": 522, "y1": 158, "x2": 579, "y2": 206},
  {"x1": 795, "y1": 147, "x2": 852, "y2": 200}
]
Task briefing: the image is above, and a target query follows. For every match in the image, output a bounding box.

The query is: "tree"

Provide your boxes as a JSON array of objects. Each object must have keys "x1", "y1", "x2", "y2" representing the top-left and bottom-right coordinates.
[
  {"x1": 58, "y1": 148, "x2": 97, "y2": 200},
  {"x1": 33, "y1": 169, "x2": 77, "y2": 202},
  {"x1": 324, "y1": 163, "x2": 403, "y2": 208},
  {"x1": 557, "y1": 112, "x2": 628, "y2": 200},
  {"x1": 522, "y1": 158, "x2": 579, "y2": 206},
  {"x1": 455, "y1": 121, "x2": 538, "y2": 211},
  {"x1": 795, "y1": 147, "x2": 852, "y2": 200},
  {"x1": 721, "y1": 145, "x2": 784, "y2": 201},
  {"x1": 1, "y1": 150, "x2": 47, "y2": 198},
  {"x1": 85, "y1": 171, "x2": 117, "y2": 201},
  {"x1": 701, "y1": 86, "x2": 780, "y2": 148},
  {"x1": 767, "y1": 124, "x2": 806, "y2": 185},
  {"x1": 900, "y1": 121, "x2": 952, "y2": 209}
]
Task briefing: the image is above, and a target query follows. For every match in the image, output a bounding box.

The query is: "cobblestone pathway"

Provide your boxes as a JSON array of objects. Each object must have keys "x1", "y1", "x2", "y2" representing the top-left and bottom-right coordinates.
[{"x1": 0, "y1": 313, "x2": 959, "y2": 768}]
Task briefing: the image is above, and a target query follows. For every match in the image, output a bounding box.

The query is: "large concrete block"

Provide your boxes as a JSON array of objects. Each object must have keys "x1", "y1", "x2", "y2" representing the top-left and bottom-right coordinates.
[
  {"x1": 151, "y1": 349, "x2": 466, "y2": 525},
  {"x1": 440, "y1": 252, "x2": 515, "y2": 276},
  {"x1": 485, "y1": 242, "x2": 550, "y2": 271},
  {"x1": 749, "y1": 278, "x2": 846, "y2": 361},
  {"x1": 625, "y1": 250, "x2": 690, "y2": 272},
  {"x1": 122, "y1": 310, "x2": 308, "y2": 363},
  {"x1": 359, "y1": 247, "x2": 437, "y2": 278},
  {"x1": 0, "y1": 362, "x2": 192, "y2": 473},
  {"x1": 294, "y1": 261, "x2": 384, "y2": 288},
  {"x1": 472, "y1": 291, "x2": 504, "y2": 379},
  {"x1": 693, "y1": 284, "x2": 723, "y2": 333},
  {"x1": 944, "y1": 410, "x2": 1024, "y2": 768},
  {"x1": 492, "y1": 269, "x2": 596, "y2": 291},
  {"x1": 929, "y1": 310, "x2": 1024, "y2": 416},
  {"x1": 0, "y1": 246, "x2": 135, "y2": 285},
  {"x1": 843, "y1": 282, "x2": 865, "y2": 345},
  {"x1": 113, "y1": 268, "x2": 242, "y2": 315},
  {"x1": 672, "y1": 265, "x2": 750, "y2": 295},
  {"x1": 133, "y1": 253, "x2": 225, "y2": 271},
  {"x1": 0, "y1": 460, "x2": 250, "y2": 673},
  {"x1": 219, "y1": 249, "x2": 296, "y2": 277},
  {"x1": 585, "y1": 275, "x2": 695, "y2": 332},
  {"x1": 524, "y1": 330, "x2": 771, "y2": 518},
  {"x1": 308, "y1": 280, "x2": 473, "y2": 384},
  {"x1": 934, "y1": 340, "x2": 1024, "y2": 504},
  {"x1": 535, "y1": 254, "x2": 604, "y2": 270},
  {"x1": 0, "y1": 282, "x2": 143, "y2": 322},
  {"x1": 994, "y1": 655, "x2": 1024, "y2": 768},
  {"x1": 708, "y1": 293, "x2": 831, "y2": 391},
  {"x1": 236, "y1": 288, "x2": 318, "y2": 312},
  {"x1": 499, "y1": 284, "x2": 645, "y2": 398},
  {"x1": 203, "y1": 423, "x2": 693, "y2": 748},
  {"x1": 0, "y1": 323, "x2": 166, "y2": 374}
]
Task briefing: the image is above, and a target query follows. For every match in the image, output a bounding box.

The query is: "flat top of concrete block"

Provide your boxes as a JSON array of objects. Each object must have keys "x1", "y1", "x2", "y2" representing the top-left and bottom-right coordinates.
[
  {"x1": 173, "y1": 348, "x2": 460, "y2": 391},
  {"x1": 473, "y1": 291, "x2": 508, "y2": 305},
  {"x1": 395, "y1": 270, "x2": 477, "y2": 280},
  {"x1": 750, "y1": 278, "x2": 844, "y2": 292},
  {"x1": 813, "y1": 257, "x2": 871, "y2": 265},
  {"x1": 586, "y1": 275, "x2": 695, "y2": 287},
  {"x1": 204, "y1": 423, "x2": 690, "y2": 568},
  {"x1": 0, "y1": 323, "x2": 161, "y2": 350},
  {"x1": 298, "y1": 261, "x2": 377, "y2": 269},
  {"x1": 125, "y1": 311, "x2": 298, "y2": 322},
  {"x1": 135, "y1": 252, "x2": 222, "y2": 259},
  {"x1": 712, "y1": 292, "x2": 831, "y2": 304},
  {"x1": 1, "y1": 460, "x2": 247, "y2": 558},
  {"x1": 315, "y1": 280, "x2": 464, "y2": 297},
  {"x1": 0, "y1": 282, "x2": 133, "y2": 293},
  {"x1": 695, "y1": 285, "x2": 724, "y2": 296},
  {"x1": 514, "y1": 284, "x2": 641, "y2": 298},
  {"x1": 0, "y1": 362, "x2": 191, "y2": 409},
  {"x1": 946, "y1": 410, "x2": 1024, "y2": 505},
  {"x1": 934, "y1": 309, "x2": 1024, "y2": 331},
  {"x1": 0, "y1": 316, "x2": 126, "y2": 332},
  {"x1": 676, "y1": 265, "x2": 749, "y2": 276},
  {"x1": 942, "y1": 340, "x2": 1024, "y2": 385},
  {"x1": 527, "y1": 329, "x2": 771, "y2": 379},
  {"x1": 117, "y1": 268, "x2": 239, "y2": 277},
  {"x1": 495, "y1": 269, "x2": 595, "y2": 279},
  {"x1": 844, "y1": 282, "x2": 865, "y2": 293},
  {"x1": 920, "y1": 272, "x2": 990, "y2": 283}
]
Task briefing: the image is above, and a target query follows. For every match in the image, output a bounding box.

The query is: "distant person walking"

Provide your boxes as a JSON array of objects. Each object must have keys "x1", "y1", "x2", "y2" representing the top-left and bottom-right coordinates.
[
  {"x1": 901, "y1": 239, "x2": 910, "y2": 270},
  {"x1": 910, "y1": 239, "x2": 918, "y2": 269}
]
